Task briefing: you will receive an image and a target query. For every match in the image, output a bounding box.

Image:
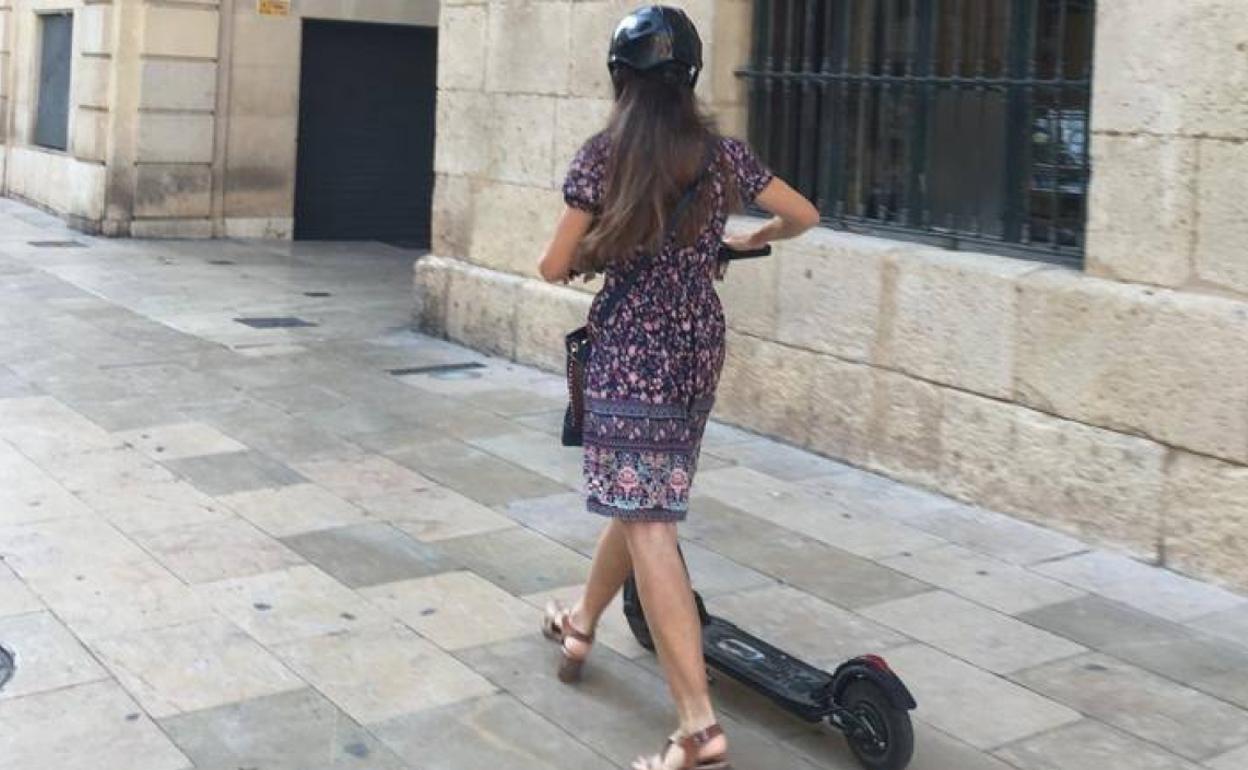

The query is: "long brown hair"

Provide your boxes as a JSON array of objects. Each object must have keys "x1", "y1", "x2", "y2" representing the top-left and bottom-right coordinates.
[{"x1": 577, "y1": 66, "x2": 738, "y2": 272}]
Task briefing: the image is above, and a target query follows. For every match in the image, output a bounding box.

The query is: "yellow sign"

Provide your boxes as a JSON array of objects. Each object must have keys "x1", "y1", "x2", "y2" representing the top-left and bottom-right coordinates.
[{"x1": 258, "y1": 0, "x2": 290, "y2": 16}]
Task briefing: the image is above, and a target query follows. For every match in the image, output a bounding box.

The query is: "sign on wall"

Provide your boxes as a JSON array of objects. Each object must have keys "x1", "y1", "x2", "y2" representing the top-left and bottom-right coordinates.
[{"x1": 258, "y1": 0, "x2": 291, "y2": 16}]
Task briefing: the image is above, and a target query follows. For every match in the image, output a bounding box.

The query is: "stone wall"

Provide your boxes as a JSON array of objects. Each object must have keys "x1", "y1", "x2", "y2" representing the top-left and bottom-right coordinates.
[
  {"x1": 416, "y1": 0, "x2": 1248, "y2": 591},
  {"x1": 0, "y1": 0, "x2": 440, "y2": 236},
  {"x1": 2, "y1": 0, "x2": 111, "y2": 228}
]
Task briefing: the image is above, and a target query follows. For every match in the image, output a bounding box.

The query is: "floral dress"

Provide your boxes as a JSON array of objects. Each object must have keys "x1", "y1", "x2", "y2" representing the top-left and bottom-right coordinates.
[{"x1": 562, "y1": 134, "x2": 774, "y2": 521}]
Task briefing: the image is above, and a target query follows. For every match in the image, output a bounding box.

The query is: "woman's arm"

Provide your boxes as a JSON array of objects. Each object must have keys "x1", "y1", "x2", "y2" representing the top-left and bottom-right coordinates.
[
  {"x1": 722, "y1": 177, "x2": 820, "y2": 251},
  {"x1": 538, "y1": 207, "x2": 595, "y2": 283}
]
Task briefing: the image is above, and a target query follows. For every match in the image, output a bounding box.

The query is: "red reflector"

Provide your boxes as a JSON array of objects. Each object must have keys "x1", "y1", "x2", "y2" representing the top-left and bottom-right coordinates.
[{"x1": 862, "y1": 654, "x2": 891, "y2": 672}]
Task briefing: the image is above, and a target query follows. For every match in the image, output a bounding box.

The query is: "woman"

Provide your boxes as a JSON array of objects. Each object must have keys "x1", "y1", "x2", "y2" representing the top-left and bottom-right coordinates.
[{"x1": 537, "y1": 6, "x2": 819, "y2": 769}]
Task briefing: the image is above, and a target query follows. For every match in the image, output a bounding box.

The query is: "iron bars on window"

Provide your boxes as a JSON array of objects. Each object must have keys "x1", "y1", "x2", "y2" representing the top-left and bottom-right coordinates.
[{"x1": 739, "y1": 0, "x2": 1094, "y2": 265}]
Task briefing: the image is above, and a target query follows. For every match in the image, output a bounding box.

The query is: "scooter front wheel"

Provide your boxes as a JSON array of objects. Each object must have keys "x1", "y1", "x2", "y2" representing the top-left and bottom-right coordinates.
[{"x1": 839, "y1": 679, "x2": 915, "y2": 770}]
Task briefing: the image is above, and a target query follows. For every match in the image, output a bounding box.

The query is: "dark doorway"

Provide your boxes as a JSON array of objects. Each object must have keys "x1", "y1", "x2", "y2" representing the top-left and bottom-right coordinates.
[{"x1": 294, "y1": 20, "x2": 437, "y2": 245}]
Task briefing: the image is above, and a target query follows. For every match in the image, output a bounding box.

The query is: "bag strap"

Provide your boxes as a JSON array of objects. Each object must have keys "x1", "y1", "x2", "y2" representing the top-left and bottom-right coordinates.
[{"x1": 594, "y1": 142, "x2": 716, "y2": 327}]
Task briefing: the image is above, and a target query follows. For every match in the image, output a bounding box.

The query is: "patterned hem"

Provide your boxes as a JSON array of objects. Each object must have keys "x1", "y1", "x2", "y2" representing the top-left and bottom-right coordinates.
[
  {"x1": 586, "y1": 396, "x2": 716, "y2": 418},
  {"x1": 587, "y1": 498, "x2": 688, "y2": 523}
]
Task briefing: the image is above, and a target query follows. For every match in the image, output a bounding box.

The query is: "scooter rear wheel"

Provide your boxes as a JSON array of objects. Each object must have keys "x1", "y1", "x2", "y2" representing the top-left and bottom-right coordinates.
[{"x1": 839, "y1": 679, "x2": 914, "y2": 770}]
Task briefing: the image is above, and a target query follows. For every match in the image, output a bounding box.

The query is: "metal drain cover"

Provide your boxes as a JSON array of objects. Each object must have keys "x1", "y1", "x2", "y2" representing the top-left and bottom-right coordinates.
[
  {"x1": 29, "y1": 240, "x2": 86, "y2": 248},
  {"x1": 0, "y1": 645, "x2": 14, "y2": 692},
  {"x1": 208, "y1": 259, "x2": 235, "y2": 266},
  {"x1": 234, "y1": 317, "x2": 318, "y2": 329},
  {"x1": 304, "y1": 291, "x2": 332, "y2": 298},
  {"x1": 389, "y1": 362, "x2": 486, "y2": 379}
]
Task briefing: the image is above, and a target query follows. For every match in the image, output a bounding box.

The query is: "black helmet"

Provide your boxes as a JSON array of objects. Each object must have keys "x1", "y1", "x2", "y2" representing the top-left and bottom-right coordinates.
[{"x1": 608, "y1": 5, "x2": 703, "y2": 89}]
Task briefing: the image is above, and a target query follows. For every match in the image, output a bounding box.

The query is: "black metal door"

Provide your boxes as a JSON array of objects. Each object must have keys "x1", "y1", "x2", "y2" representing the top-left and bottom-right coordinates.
[{"x1": 295, "y1": 20, "x2": 437, "y2": 245}]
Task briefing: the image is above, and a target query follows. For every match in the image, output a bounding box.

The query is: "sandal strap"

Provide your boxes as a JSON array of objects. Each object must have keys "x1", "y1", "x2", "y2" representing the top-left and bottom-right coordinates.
[
  {"x1": 670, "y1": 724, "x2": 725, "y2": 770},
  {"x1": 561, "y1": 614, "x2": 594, "y2": 645}
]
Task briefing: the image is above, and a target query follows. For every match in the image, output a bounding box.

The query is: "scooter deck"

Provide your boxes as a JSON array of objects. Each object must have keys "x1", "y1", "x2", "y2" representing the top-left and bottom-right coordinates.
[{"x1": 703, "y1": 616, "x2": 834, "y2": 722}]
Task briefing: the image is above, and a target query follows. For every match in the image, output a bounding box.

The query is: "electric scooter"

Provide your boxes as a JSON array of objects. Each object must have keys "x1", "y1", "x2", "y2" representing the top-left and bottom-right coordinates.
[
  {"x1": 623, "y1": 244, "x2": 918, "y2": 770},
  {"x1": 622, "y1": 562, "x2": 915, "y2": 770}
]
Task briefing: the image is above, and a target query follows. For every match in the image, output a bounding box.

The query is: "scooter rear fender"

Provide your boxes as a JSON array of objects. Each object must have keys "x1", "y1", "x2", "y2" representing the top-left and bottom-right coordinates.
[{"x1": 827, "y1": 655, "x2": 917, "y2": 711}]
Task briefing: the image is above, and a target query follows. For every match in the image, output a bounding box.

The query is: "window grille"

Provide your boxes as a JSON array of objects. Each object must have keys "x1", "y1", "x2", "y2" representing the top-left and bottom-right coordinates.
[{"x1": 738, "y1": 0, "x2": 1094, "y2": 264}]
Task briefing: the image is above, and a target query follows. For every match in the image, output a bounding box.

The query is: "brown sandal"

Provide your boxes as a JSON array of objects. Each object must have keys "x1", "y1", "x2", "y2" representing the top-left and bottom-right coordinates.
[
  {"x1": 541, "y1": 601, "x2": 595, "y2": 683},
  {"x1": 633, "y1": 724, "x2": 731, "y2": 770}
]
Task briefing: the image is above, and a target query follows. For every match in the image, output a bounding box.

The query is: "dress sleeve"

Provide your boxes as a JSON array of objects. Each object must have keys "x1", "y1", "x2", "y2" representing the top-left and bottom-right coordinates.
[
  {"x1": 562, "y1": 134, "x2": 608, "y2": 214},
  {"x1": 721, "y1": 136, "x2": 776, "y2": 206}
]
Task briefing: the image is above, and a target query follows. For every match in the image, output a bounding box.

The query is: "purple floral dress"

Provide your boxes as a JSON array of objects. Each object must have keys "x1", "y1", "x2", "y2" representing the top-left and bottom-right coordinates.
[{"x1": 562, "y1": 134, "x2": 774, "y2": 521}]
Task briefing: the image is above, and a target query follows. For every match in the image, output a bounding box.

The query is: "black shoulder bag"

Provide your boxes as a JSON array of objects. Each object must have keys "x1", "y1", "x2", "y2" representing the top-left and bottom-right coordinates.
[{"x1": 561, "y1": 149, "x2": 714, "y2": 447}]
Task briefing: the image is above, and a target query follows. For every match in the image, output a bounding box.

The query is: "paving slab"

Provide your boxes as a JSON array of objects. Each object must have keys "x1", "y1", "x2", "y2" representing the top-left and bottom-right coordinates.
[
  {"x1": 281, "y1": 522, "x2": 461, "y2": 588},
  {"x1": 994, "y1": 719, "x2": 1201, "y2": 770},
  {"x1": 131, "y1": 517, "x2": 305, "y2": 583},
  {"x1": 362, "y1": 570, "x2": 535, "y2": 651},
  {"x1": 0, "y1": 515, "x2": 150, "y2": 579},
  {"x1": 469, "y1": 428, "x2": 585, "y2": 488},
  {"x1": 712, "y1": 584, "x2": 909, "y2": 671},
  {"x1": 705, "y1": 438, "x2": 856, "y2": 481},
  {"x1": 874, "y1": 500, "x2": 1087, "y2": 566},
  {"x1": 0, "y1": 566, "x2": 43, "y2": 617},
  {"x1": 1012, "y1": 652, "x2": 1248, "y2": 762},
  {"x1": 786, "y1": 718, "x2": 1018, "y2": 770},
  {"x1": 1021, "y1": 596, "x2": 1248, "y2": 710},
  {"x1": 386, "y1": 438, "x2": 568, "y2": 506},
  {"x1": 88, "y1": 617, "x2": 305, "y2": 719},
  {"x1": 1207, "y1": 743, "x2": 1248, "y2": 770},
  {"x1": 699, "y1": 467, "x2": 947, "y2": 558},
  {"x1": 0, "y1": 442, "x2": 96, "y2": 526},
  {"x1": 434, "y1": 526, "x2": 590, "y2": 596},
  {"x1": 458, "y1": 635, "x2": 824, "y2": 770},
  {"x1": 880, "y1": 544, "x2": 1085, "y2": 615},
  {"x1": 219, "y1": 482, "x2": 370, "y2": 538},
  {"x1": 1034, "y1": 550, "x2": 1247, "y2": 623},
  {"x1": 273, "y1": 622, "x2": 496, "y2": 725},
  {"x1": 23, "y1": 557, "x2": 213, "y2": 642},
  {"x1": 1189, "y1": 604, "x2": 1248, "y2": 651},
  {"x1": 0, "y1": 611, "x2": 108, "y2": 700},
  {"x1": 683, "y1": 496, "x2": 932, "y2": 609},
  {"x1": 860, "y1": 591, "x2": 1086, "y2": 674},
  {"x1": 43, "y1": 445, "x2": 178, "y2": 494},
  {"x1": 78, "y1": 480, "x2": 234, "y2": 533},
  {"x1": 159, "y1": 687, "x2": 408, "y2": 770},
  {"x1": 163, "y1": 449, "x2": 307, "y2": 496},
  {"x1": 371, "y1": 693, "x2": 617, "y2": 770},
  {"x1": 680, "y1": 540, "x2": 777, "y2": 598},
  {"x1": 293, "y1": 455, "x2": 434, "y2": 502},
  {"x1": 502, "y1": 491, "x2": 607, "y2": 555},
  {"x1": 881, "y1": 643, "x2": 1081, "y2": 750},
  {"x1": 368, "y1": 485, "x2": 519, "y2": 542},
  {"x1": 115, "y1": 421, "x2": 248, "y2": 461},
  {"x1": 196, "y1": 565, "x2": 387, "y2": 645},
  {"x1": 0, "y1": 681, "x2": 192, "y2": 770}
]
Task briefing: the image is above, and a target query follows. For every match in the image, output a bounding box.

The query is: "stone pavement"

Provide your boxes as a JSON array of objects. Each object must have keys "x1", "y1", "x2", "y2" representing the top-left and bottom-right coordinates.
[{"x1": 0, "y1": 197, "x2": 1245, "y2": 770}]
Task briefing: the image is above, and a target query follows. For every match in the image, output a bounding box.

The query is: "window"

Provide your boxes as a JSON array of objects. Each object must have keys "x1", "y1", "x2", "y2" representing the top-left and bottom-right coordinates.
[
  {"x1": 739, "y1": 0, "x2": 1094, "y2": 264},
  {"x1": 34, "y1": 12, "x2": 73, "y2": 151}
]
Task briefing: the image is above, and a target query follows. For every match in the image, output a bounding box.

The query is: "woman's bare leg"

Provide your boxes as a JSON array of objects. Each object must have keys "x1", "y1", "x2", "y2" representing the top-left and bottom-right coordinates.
[
  {"x1": 566, "y1": 519, "x2": 632, "y2": 658},
  {"x1": 623, "y1": 520, "x2": 726, "y2": 764}
]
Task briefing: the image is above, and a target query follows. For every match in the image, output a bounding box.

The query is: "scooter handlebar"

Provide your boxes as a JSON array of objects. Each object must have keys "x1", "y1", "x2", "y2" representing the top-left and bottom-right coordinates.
[{"x1": 717, "y1": 244, "x2": 773, "y2": 262}]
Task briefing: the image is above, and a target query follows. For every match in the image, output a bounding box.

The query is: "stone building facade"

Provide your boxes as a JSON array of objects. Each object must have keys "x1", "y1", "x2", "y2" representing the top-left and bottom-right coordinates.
[
  {"x1": 415, "y1": 1, "x2": 1248, "y2": 591},
  {"x1": 0, "y1": 0, "x2": 438, "y2": 238}
]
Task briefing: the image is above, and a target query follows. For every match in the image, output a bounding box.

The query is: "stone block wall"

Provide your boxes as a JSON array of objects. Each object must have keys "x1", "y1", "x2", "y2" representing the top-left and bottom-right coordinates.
[
  {"x1": 417, "y1": 0, "x2": 1248, "y2": 591},
  {"x1": 0, "y1": 0, "x2": 439, "y2": 237},
  {"x1": 2, "y1": 0, "x2": 112, "y2": 228}
]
